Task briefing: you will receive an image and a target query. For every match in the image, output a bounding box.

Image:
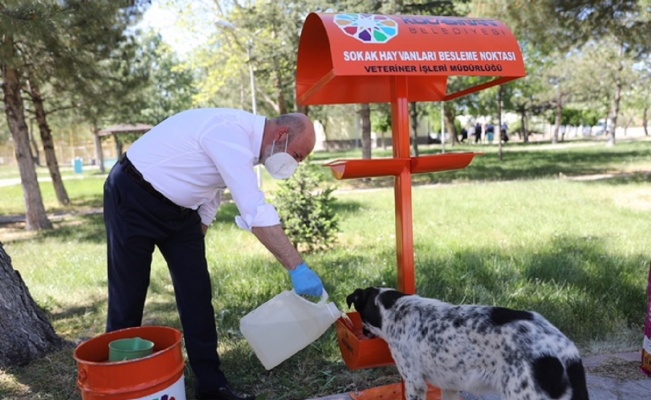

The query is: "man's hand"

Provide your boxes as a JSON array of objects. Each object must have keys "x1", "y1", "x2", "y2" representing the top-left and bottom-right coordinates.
[
  {"x1": 289, "y1": 262, "x2": 324, "y2": 297},
  {"x1": 201, "y1": 224, "x2": 209, "y2": 236}
]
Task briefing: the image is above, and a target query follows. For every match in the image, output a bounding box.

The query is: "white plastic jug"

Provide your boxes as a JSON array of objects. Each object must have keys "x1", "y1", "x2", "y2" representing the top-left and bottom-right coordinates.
[{"x1": 239, "y1": 289, "x2": 342, "y2": 370}]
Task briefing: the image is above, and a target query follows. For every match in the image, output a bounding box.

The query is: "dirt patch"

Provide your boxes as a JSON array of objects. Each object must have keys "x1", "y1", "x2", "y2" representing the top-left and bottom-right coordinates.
[
  {"x1": 0, "y1": 227, "x2": 37, "y2": 242},
  {"x1": 0, "y1": 208, "x2": 103, "y2": 243},
  {"x1": 613, "y1": 188, "x2": 651, "y2": 212},
  {"x1": 588, "y1": 356, "x2": 649, "y2": 381}
]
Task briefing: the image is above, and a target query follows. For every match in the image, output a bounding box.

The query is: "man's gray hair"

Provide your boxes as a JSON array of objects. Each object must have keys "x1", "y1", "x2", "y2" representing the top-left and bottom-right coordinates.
[{"x1": 276, "y1": 114, "x2": 307, "y2": 141}]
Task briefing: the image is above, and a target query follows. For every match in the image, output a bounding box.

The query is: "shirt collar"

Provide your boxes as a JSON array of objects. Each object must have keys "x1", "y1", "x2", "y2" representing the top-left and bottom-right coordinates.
[{"x1": 252, "y1": 114, "x2": 267, "y2": 165}]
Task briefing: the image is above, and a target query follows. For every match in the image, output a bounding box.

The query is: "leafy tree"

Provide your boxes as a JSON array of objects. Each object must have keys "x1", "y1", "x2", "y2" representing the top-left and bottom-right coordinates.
[
  {"x1": 128, "y1": 32, "x2": 197, "y2": 125},
  {"x1": 44, "y1": 2, "x2": 154, "y2": 173},
  {"x1": 626, "y1": 57, "x2": 651, "y2": 135},
  {"x1": 507, "y1": 49, "x2": 548, "y2": 143},
  {"x1": 371, "y1": 103, "x2": 392, "y2": 149},
  {"x1": 475, "y1": 0, "x2": 651, "y2": 144},
  {"x1": 79, "y1": 32, "x2": 196, "y2": 171},
  {"x1": 192, "y1": 0, "x2": 308, "y2": 116}
]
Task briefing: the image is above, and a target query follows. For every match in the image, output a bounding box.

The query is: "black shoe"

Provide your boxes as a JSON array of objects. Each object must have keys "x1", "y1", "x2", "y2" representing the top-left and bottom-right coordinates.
[{"x1": 196, "y1": 385, "x2": 256, "y2": 400}]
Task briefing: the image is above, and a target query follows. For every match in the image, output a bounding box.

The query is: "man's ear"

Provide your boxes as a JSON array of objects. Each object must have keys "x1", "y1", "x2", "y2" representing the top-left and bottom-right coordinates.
[{"x1": 273, "y1": 127, "x2": 289, "y2": 141}]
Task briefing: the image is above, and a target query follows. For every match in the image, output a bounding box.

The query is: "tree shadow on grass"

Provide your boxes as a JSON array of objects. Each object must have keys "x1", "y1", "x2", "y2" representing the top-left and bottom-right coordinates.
[
  {"x1": 39, "y1": 214, "x2": 106, "y2": 243},
  {"x1": 1, "y1": 295, "x2": 109, "y2": 400},
  {"x1": 415, "y1": 233, "x2": 647, "y2": 346},
  {"x1": 1, "y1": 213, "x2": 106, "y2": 245}
]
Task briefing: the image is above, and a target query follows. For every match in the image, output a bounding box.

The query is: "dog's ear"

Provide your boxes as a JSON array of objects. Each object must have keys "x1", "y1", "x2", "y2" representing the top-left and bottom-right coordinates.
[{"x1": 346, "y1": 288, "x2": 365, "y2": 309}]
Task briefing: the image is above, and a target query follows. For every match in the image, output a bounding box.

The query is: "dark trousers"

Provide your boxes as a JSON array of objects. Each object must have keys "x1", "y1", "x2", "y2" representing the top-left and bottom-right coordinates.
[{"x1": 103, "y1": 160, "x2": 227, "y2": 392}]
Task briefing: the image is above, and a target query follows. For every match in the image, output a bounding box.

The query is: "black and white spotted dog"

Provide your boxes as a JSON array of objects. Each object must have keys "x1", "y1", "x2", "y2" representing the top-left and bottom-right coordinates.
[{"x1": 346, "y1": 287, "x2": 589, "y2": 400}]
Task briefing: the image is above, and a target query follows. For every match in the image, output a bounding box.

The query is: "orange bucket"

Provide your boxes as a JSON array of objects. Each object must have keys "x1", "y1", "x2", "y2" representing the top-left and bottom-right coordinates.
[{"x1": 74, "y1": 326, "x2": 185, "y2": 400}]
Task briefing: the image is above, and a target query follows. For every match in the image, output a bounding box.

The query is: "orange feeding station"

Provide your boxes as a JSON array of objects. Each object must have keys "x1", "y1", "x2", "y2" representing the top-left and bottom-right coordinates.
[{"x1": 296, "y1": 13, "x2": 526, "y2": 399}]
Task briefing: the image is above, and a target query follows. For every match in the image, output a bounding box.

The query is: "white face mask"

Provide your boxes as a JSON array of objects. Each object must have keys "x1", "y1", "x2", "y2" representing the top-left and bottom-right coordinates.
[{"x1": 264, "y1": 135, "x2": 298, "y2": 180}]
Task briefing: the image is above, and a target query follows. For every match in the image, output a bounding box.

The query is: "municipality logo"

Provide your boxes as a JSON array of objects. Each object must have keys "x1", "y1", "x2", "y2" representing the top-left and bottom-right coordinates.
[{"x1": 334, "y1": 14, "x2": 398, "y2": 44}]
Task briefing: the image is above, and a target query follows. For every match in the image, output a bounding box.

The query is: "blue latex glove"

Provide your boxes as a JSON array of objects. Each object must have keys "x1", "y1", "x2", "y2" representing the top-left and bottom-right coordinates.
[{"x1": 289, "y1": 262, "x2": 324, "y2": 297}]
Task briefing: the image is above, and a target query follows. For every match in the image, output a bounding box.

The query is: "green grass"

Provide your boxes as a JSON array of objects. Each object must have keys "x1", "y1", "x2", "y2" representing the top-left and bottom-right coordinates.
[{"x1": 1, "y1": 139, "x2": 651, "y2": 399}]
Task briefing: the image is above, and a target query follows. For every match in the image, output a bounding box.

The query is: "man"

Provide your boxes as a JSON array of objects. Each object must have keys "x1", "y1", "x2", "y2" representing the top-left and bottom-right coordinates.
[{"x1": 103, "y1": 109, "x2": 325, "y2": 400}]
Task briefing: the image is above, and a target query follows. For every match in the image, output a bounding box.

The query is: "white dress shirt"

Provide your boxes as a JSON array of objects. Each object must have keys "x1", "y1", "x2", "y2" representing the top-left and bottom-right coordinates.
[{"x1": 126, "y1": 108, "x2": 280, "y2": 229}]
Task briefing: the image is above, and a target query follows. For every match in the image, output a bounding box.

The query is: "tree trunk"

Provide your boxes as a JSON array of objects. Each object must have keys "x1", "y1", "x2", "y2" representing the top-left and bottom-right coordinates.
[
  {"x1": 497, "y1": 86, "x2": 503, "y2": 161},
  {"x1": 410, "y1": 102, "x2": 419, "y2": 157},
  {"x1": 94, "y1": 128, "x2": 106, "y2": 174},
  {"x1": 28, "y1": 119, "x2": 41, "y2": 166},
  {"x1": 624, "y1": 117, "x2": 633, "y2": 136},
  {"x1": 114, "y1": 134, "x2": 124, "y2": 158},
  {"x1": 444, "y1": 104, "x2": 457, "y2": 146},
  {"x1": 275, "y1": 68, "x2": 287, "y2": 115},
  {"x1": 608, "y1": 45, "x2": 625, "y2": 145},
  {"x1": 1, "y1": 35, "x2": 52, "y2": 230},
  {"x1": 553, "y1": 97, "x2": 562, "y2": 144},
  {"x1": 0, "y1": 244, "x2": 66, "y2": 367},
  {"x1": 520, "y1": 106, "x2": 529, "y2": 143},
  {"x1": 359, "y1": 104, "x2": 372, "y2": 160},
  {"x1": 27, "y1": 76, "x2": 70, "y2": 206},
  {"x1": 609, "y1": 67, "x2": 623, "y2": 146},
  {"x1": 269, "y1": 23, "x2": 287, "y2": 116},
  {"x1": 297, "y1": 104, "x2": 309, "y2": 116},
  {"x1": 644, "y1": 106, "x2": 649, "y2": 136}
]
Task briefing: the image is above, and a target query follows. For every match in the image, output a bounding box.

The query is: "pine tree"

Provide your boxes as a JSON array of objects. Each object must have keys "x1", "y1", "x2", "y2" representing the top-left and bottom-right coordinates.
[
  {"x1": 272, "y1": 159, "x2": 340, "y2": 253},
  {"x1": 0, "y1": 0, "x2": 148, "y2": 229}
]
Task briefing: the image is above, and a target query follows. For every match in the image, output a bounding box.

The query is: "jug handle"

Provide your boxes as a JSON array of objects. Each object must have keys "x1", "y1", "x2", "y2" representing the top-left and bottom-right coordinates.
[{"x1": 317, "y1": 289, "x2": 328, "y2": 305}]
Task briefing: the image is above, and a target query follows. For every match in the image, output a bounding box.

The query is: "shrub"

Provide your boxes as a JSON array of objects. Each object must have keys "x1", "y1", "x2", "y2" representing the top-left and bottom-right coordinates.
[{"x1": 272, "y1": 158, "x2": 339, "y2": 253}]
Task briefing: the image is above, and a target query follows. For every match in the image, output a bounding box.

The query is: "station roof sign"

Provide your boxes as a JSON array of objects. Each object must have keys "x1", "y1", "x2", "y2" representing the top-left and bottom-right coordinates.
[{"x1": 297, "y1": 13, "x2": 527, "y2": 105}]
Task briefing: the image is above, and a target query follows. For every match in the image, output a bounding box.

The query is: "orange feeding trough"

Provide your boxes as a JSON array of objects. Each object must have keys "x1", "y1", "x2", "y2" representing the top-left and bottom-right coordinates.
[{"x1": 296, "y1": 12, "x2": 526, "y2": 399}]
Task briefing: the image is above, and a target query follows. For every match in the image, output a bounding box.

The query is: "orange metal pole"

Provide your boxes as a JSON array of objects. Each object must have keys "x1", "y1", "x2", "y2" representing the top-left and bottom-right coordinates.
[{"x1": 390, "y1": 76, "x2": 416, "y2": 296}]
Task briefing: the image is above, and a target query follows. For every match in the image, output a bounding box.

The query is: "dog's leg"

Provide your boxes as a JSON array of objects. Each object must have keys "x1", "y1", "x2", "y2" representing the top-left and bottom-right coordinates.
[
  {"x1": 441, "y1": 389, "x2": 461, "y2": 400},
  {"x1": 403, "y1": 378, "x2": 428, "y2": 400}
]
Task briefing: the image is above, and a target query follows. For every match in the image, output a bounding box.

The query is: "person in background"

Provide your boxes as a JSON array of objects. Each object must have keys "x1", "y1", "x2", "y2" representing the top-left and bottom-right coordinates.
[
  {"x1": 501, "y1": 122, "x2": 509, "y2": 143},
  {"x1": 466, "y1": 123, "x2": 475, "y2": 144},
  {"x1": 103, "y1": 108, "x2": 325, "y2": 400},
  {"x1": 474, "y1": 122, "x2": 482, "y2": 143},
  {"x1": 486, "y1": 123, "x2": 495, "y2": 144},
  {"x1": 460, "y1": 127, "x2": 468, "y2": 142}
]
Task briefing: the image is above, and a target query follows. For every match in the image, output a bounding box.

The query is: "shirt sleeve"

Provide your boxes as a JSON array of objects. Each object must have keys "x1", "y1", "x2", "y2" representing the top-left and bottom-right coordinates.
[
  {"x1": 235, "y1": 203, "x2": 280, "y2": 231},
  {"x1": 198, "y1": 122, "x2": 281, "y2": 231}
]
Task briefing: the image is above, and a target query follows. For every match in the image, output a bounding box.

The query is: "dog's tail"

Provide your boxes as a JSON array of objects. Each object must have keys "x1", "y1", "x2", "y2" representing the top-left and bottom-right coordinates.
[
  {"x1": 567, "y1": 358, "x2": 589, "y2": 400},
  {"x1": 532, "y1": 356, "x2": 589, "y2": 400}
]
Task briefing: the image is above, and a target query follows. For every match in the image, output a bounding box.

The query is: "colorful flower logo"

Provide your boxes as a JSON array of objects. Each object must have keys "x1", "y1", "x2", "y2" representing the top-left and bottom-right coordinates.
[{"x1": 334, "y1": 14, "x2": 398, "y2": 44}]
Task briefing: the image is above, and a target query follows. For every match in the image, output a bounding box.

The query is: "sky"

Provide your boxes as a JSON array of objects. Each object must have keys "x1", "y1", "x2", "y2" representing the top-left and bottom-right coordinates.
[{"x1": 138, "y1": 0, "x2": 217, "y2": 56}]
